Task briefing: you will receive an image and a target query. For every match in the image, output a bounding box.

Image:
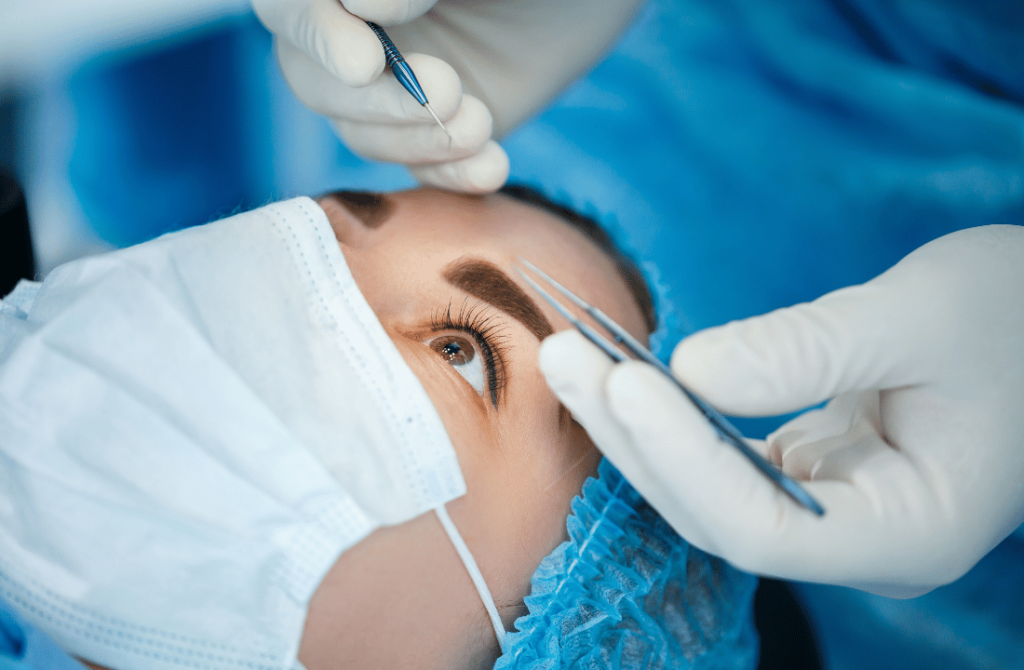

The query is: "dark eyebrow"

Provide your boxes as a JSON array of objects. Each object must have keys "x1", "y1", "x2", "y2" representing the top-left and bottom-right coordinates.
[
  {"x1": 321, "y1": 190, "x2": 395, "y2": 229},
  {"x1": 443, "y1": 259, "x2": 554, "y2": 341}
]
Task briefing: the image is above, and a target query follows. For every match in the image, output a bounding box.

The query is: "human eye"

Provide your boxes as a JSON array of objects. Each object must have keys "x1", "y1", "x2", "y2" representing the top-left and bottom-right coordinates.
[{"x1": 426, "y1": 301, "x2": 509, "y2": 407}]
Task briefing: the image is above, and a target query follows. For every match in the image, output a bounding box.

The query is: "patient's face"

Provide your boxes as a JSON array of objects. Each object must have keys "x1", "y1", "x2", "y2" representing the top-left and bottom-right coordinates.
[{"x1": 299, "y1": 188, "x2": 648, "y2": 669}]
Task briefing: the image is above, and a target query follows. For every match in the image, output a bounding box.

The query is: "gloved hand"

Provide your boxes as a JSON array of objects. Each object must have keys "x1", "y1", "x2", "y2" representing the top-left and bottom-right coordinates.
[
  {"x1": 252, "y1": 0, "x2": 644, "y2": 193},
  {"x1": 540, "y1": 225, "x2": 1024, "y2": 598}
]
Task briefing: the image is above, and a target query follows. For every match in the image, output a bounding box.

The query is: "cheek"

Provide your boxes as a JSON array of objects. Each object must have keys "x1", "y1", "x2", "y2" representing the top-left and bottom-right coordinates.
[
  {"x1": 299, "y1": 510, "x2": 498, "y2": 670},
  {"x1": 391, "y1": 339, "x2": 493, "y2": 451},
  {"x1": 387, "y1": 336, "x2": 602, "y2": 630},
  {"x1": 451, "y1": 369, "x2": 602, "y2": 625}
]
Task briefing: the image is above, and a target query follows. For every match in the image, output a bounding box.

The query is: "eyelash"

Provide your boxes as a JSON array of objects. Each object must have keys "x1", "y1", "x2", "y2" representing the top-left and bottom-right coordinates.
[{"x1": 431, "y1": 300, "x2": 510, "y2": 406}]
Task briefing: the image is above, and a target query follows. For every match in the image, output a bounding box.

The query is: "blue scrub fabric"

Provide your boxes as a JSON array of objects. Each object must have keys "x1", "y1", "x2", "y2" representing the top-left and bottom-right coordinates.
[
  {"x1": 31, "y1": 0, "x2": 1024, "y2": 668},
  {"x1": 0, "y1": 599, "x2": 84, "y2": 670}
]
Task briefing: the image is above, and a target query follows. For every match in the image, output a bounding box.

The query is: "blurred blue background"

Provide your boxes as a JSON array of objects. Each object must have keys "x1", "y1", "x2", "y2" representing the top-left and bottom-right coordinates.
[{"x1": 2, "y1": 0, "x2": 1022, "y2": 668}]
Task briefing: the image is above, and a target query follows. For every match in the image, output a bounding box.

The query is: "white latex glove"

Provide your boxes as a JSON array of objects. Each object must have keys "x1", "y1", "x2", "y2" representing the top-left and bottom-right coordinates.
[
  {"x1": 252, "y1": 0, "x2": 645, "y2": 193},
  {"x1": 540, "y1": 225, "x2": 1024, "y2": 598}
]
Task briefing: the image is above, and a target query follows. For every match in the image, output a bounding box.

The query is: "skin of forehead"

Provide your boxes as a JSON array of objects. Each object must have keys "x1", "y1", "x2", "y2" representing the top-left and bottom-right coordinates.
[{"x1": 368, "y1": 188, "x2": 648, "y2": 343}]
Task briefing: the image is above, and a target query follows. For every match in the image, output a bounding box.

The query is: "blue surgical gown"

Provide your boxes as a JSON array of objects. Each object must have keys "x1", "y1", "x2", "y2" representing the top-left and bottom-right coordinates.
[{"x1": 13, "y1": 0, "x2": 1024, "y2": 668}]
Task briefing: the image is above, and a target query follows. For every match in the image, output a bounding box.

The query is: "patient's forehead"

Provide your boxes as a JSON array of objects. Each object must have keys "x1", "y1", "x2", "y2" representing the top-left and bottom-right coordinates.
[
  {"x1": 334, "y1": 188, "x2": 611, "y2": 281},
  {"x1": 380, "y1": 188, "x2": 570, "y2": 236},
  {"x1": 326, "y1": 187, "x2": 577, "y2": 238},
  {"x1": 321, "y1": 187, "x2": 647, "y2": 340}
]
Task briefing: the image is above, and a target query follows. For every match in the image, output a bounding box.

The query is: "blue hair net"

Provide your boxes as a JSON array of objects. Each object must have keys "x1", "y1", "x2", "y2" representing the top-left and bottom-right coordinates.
[{"x1": 495, "y1": 459, "x2": 758, "y2": 670}]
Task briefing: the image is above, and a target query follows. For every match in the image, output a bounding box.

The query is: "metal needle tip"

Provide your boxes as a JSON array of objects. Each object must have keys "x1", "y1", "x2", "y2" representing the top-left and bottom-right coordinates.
[{"x1": 423, "y1": 103, "x2": 451, "y2": 138}]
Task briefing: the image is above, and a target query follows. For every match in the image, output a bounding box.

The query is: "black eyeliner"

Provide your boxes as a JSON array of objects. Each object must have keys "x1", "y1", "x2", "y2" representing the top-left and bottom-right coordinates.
[{"x1": 431, "y1": 300, "x2": 510, "y2": 406}]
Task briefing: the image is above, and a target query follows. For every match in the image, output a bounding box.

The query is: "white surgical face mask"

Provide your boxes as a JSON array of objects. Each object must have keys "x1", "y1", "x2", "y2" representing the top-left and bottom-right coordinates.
[{"x1": 0, "y1": 197, "x2": 504, "y2": 670}]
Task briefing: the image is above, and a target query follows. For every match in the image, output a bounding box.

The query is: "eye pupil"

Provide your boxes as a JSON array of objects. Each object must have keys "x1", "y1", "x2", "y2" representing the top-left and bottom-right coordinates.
[{"x1": 433, "y1": 336, "x2": 475, "y2": 366}]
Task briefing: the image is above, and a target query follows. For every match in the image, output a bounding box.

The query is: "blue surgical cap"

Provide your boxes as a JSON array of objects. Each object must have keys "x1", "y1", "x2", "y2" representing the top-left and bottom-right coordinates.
[{"x1": 495, "y1": 459, "x2": 759, "y2": 670}]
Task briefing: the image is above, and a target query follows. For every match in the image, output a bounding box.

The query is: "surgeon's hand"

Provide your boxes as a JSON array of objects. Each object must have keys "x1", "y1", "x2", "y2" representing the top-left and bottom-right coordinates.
[
  {"x1": 540, "y1": 225, "x2": 1024, "y2": 598},
  {"x1": 252, "y1": 0, "x2": 644, "y2": 193}
]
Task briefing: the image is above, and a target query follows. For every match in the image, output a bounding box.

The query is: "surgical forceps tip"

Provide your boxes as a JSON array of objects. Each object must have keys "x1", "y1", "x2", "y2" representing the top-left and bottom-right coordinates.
[
  {"x1": 516, "y1": 259, "x2": 827, "y2": 517},
  {"x1": 515, "y1": 267, "x2": 626, "y2": 362}
]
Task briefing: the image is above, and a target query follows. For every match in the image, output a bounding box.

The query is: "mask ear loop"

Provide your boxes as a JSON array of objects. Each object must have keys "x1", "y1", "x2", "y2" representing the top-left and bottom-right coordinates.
[{"x1": 434, "y1": 504, "x2": 509, "y2": 654}]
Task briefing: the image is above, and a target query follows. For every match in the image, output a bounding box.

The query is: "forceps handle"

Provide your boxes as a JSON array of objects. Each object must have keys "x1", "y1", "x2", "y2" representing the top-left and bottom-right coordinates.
[
  {"x1": 517, "y1": 261, "x2": 825, "y2": 517},
  {"x1": 593, "y1": 316, "x2": 825, "y2": 516},
  {"x1": 656, "y1": 365, "x2": 825, "y2": 516}
]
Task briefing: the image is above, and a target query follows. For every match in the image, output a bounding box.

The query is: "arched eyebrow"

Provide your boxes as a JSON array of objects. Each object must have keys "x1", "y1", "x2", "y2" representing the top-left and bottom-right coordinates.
[{"x1": 443, "y1": 258, "x2": 554, "y2": 341}]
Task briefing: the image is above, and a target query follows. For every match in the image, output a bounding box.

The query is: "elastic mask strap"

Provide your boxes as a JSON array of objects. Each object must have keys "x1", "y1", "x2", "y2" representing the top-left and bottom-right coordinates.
[{"x1": 434, "y1": 504, "x2": 509, "y2": 654}]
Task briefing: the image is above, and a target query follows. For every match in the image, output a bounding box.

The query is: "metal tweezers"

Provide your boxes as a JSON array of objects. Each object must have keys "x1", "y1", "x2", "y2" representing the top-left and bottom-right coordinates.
[{"x1": 516, "y1": 259, "x2": 825, "y2": 516}]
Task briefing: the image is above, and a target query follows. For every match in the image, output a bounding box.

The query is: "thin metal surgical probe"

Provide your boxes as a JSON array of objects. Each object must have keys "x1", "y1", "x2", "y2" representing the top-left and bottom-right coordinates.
[
  {"x1": 365, "y1": 21, "x2": 451, "y2": 138},
  {"x1": 516, "y1": 258, "x2": 826, "y2": 517}
]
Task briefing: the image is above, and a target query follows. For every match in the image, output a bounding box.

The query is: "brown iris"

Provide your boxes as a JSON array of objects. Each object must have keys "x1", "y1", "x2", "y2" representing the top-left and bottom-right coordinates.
[{"x1": 431, "y1": 336, "x2": 476, "y2": 366}]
